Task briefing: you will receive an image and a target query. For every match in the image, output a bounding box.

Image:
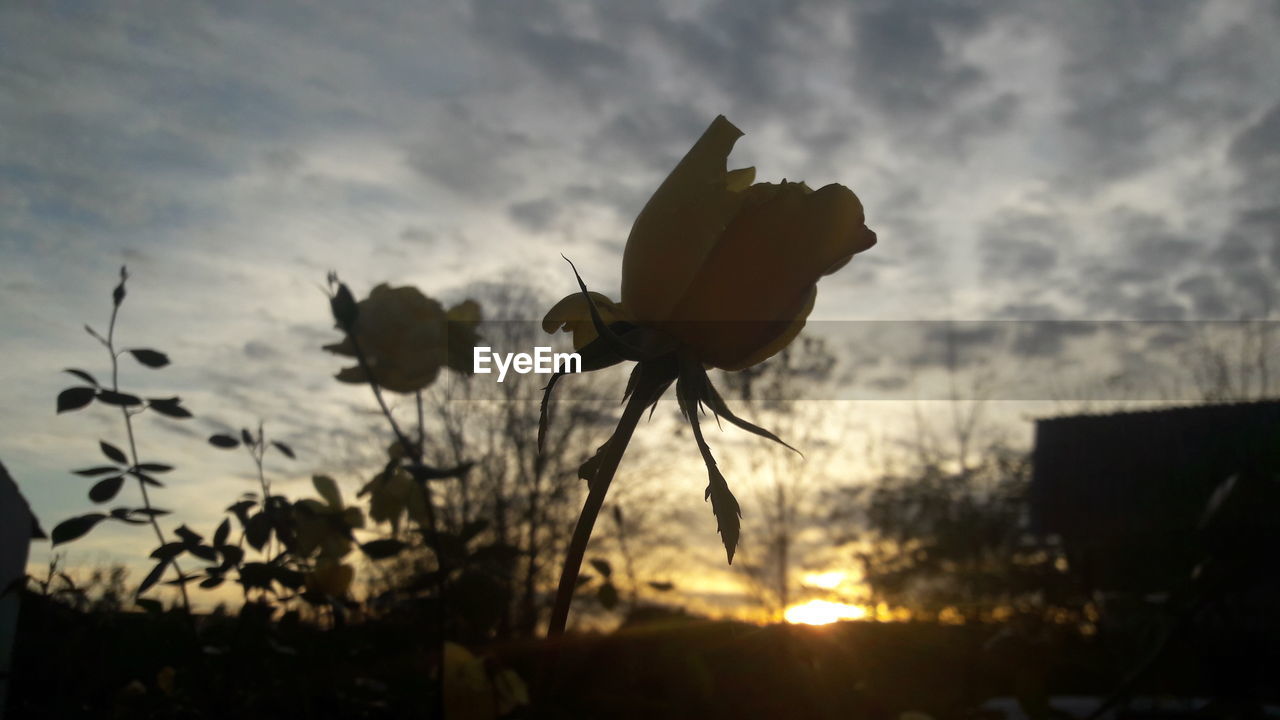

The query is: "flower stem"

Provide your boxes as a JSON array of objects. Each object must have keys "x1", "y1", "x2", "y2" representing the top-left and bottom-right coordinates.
[
  {"x1": 344, "y1": 330, "x2": 446, "y2": 719},
  {"x1": 547, "y1": 370, "x2": 654, "y2": 637}
]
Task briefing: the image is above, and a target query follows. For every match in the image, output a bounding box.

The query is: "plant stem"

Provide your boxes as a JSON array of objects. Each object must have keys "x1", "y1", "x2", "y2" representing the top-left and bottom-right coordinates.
[
  {"x1": 106, "y1": 301, "x2": 192, "y2": 614},
  {"x1": 249, "y1": 428, "x2": 275, "y2": 560},
  {"x1": 547, "y1": 373, "x2": 653, "y2": 637},
  {"x1": 345, "y1": 332, "x2": 446, "y2": 719}
]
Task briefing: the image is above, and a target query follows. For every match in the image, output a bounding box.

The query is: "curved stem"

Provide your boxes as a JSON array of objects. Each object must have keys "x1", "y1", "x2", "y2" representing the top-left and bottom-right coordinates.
[{"x1": 547, "y1": 374, "x2": 653, "y2": 637}]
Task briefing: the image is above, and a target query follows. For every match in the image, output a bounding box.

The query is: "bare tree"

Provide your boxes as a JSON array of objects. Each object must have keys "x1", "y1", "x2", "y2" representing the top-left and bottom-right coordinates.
[{"x1": 716, "y1": 336, "x2": 840, "y2": 619}]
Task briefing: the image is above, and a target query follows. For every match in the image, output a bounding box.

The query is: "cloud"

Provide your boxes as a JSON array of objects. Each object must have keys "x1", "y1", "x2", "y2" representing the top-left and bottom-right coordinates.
[
  {"x1": 980, "y1": 211, "x2": 1063, "y2": 279},
  {"x1": 507, "y1": 197, "x2": 560, "y2": 233},
  {"x1": 8, "y1": 0, "x2": 1280, "y2": 567}
]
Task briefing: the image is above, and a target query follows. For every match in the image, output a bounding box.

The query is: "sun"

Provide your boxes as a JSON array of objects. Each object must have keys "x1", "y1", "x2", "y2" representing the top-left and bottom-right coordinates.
[{"x1": 783, "y1": 599, "x2": 868, "y2": 625}]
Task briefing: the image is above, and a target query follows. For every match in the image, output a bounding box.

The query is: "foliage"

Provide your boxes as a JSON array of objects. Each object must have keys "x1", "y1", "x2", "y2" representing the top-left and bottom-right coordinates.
[{"x1": 829, "y1": 445, "x2": 1085, "y2": 622}]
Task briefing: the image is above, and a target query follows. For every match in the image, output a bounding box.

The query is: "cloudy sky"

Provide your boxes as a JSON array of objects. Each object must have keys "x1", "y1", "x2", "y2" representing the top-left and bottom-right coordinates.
[{"x1": 4, "y1": 0, "x2": 1280, "y2": 611}]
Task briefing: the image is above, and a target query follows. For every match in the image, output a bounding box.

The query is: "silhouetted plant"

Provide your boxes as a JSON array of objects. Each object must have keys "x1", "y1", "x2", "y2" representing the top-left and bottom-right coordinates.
[
  {"x1": 323, "y1": 273, "x2": 483, "y2": 715},
  {"x1": 51, "y1": 266, "x2": 197, "y2": 612},
  {"x1": 539, "y1": 114, "x2": 877, "y2": 635}
]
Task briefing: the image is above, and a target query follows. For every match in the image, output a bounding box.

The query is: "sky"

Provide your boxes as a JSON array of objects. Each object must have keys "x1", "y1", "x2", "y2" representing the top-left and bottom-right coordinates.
[{"x1": 4, "y1": 0, "x2": 1280, "y2": 616}]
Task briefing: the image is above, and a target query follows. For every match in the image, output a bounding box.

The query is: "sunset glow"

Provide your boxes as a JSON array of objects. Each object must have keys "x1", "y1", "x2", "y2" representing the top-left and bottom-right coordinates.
[
  {"x1": 784, "y1": 600, "x2": 869, "y2": 625},
  {"x1": 802, "y1": 571, "x2": 848, "y2": 590}
]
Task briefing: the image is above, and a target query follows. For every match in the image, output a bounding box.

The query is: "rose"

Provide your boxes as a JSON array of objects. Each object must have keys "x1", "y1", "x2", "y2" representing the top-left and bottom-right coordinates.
[
  {"x1": 324, "y1": 284, "x2": 481, "y2": 393},
  {"x1": 538, "y1": 115, "x2": 878, "y2": 630},
  {"x1": 544, "y1": 115, "x2": 875, "y2": 370}
]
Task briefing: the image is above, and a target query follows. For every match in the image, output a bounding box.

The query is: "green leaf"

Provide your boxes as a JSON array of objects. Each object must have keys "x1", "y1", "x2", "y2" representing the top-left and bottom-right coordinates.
[
  {"x1": 100, "y1": 441, "x2": 128, "y2": 464},
  {"x1": 88, "y1": 475, "x2": 125, "y2": 503},
  {"x1": 51, "y1": 514, "x2": 108, "y2": 545},
  {"x1": 127, "y1": 349, "x2": 170, "y2": 368},
  {"x1": 56, "y1": 387, "x2": 96, "y2": 413}
]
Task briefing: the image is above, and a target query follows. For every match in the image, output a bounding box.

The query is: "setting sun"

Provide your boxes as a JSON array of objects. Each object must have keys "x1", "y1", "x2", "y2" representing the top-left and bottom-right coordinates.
[{"x1": 784, "y1": 600, "x2": 869, "y2": 625}]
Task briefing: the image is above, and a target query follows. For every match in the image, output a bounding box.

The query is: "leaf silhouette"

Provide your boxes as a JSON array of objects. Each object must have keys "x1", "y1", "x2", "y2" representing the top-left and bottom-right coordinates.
[
  {"x1": 96, "y1": 390, "x2": 142, "y2": 407},
  {"x1": 135, "y1": 463, "x2": 173, "y2": 473},
  {"x1": 148, "y1": 397, "x2": 192, "y2": 419},
  {"x1": 597, "y1": 582, "x2": 620, "y2": 610},
  {"x1": 208, "y1": 434, "x2": 240, "y2": 449},
  {"x1": 73, "y1": 466, "x2": 121, "y2": 477},
  {"x1": 127, "y1": 349, "x2": 170, "y2": 368},
  {"x1": 88, "y1": 475, "x2": 125, "y2": 503},
  {"x1": 51, "y1": 514, "x2": 108, "y2": 545},
  {"x1": 589, "y1": 558, "x2": 613, "y2": 578},
  {"x1": 136, "y1": 560, "x2": 168, "y2": 597},
  {"x1": 677, "y1": 362, "x2": 742, "y2": 564},
  {"x1": 361, "y1": 539, "x2": 407, "y2": 559},
  {"x1": 271, "y1": 441, "x2": 296, "y2": 459},
  {"x1": 213, "y1": 518, "x2": 231, "y2": 547},
  {"x1": 100, "y1": 441, "x2": 128, "y2": 464},
  {"x1": 62, "y1": 368, "x2": 100, "y2": 387},
  {"x1": 56, "y1": 387, "x2": 96, "y2": 413},
  {"x1": 150, "y1": 543, "x2": 186, "y2": 561}
]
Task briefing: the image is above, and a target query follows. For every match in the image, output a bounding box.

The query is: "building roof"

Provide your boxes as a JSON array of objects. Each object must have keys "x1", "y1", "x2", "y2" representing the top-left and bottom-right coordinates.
[{"x1": 0, "y1": 461, "x2": 46, "y2": 540}]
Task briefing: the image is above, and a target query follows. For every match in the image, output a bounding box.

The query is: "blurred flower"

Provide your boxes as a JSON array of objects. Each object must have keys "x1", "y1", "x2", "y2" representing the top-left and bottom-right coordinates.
[
  {"x1": 304, "y1": 559, "x2": 354, "y2": 598},
  {"x1": 324, "y1": 284, "x2": 481, "y2": 393},
  {"x1": 443, "y1": 642, "x2": 529, "y2": 720},
  {"x1": 544, "y1": 115, "x2": 875, "y2": 370},
  {"x1": 294, "y1": 475, "x2": 364, "y2": 561}
]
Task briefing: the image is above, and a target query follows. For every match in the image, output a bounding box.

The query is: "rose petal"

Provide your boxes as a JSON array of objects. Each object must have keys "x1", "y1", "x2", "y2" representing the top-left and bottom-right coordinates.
[
  {"x1": 662, "y1": 182, "x2": 873, "y2": 369},
  {"x1": 622, "y1": 115, "x2": 749, "y2": 324},
  {"x1": 541, "y1": 291, "x2": 630, "y2": 349}
]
